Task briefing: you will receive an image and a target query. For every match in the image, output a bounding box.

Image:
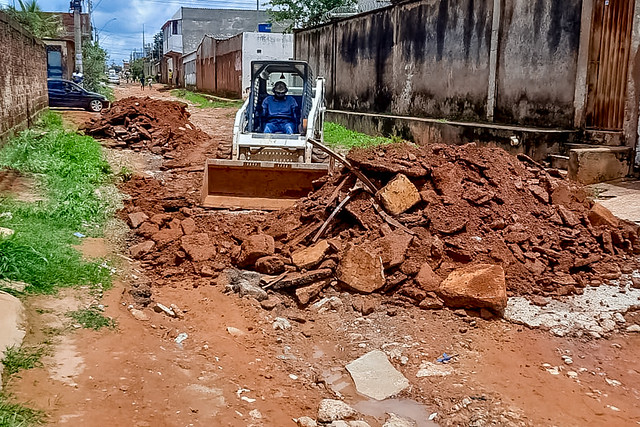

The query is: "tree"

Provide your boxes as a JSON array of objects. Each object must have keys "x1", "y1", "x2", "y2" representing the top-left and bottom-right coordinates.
[
  {"x1": 83, "y1": 41, "x2": 108, "y2": 93},
  {"x1": 266, "y1": 0, "x2": 355, "y2": 31},
  {"x1": 3, "y1": 0, "x2": 61, "y2": 39},
  {"x1": 129, "y1": 59, "x2": 144, "y2": 80},
  {"x1": 153, "y1": 32, "x2": 163, "y2": 61}
]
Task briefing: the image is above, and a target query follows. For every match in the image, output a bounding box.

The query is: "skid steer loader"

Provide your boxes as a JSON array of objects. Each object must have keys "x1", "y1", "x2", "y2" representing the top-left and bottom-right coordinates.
[{"x1": 201, "y1": 60, "x2": 329, "y2": 210}]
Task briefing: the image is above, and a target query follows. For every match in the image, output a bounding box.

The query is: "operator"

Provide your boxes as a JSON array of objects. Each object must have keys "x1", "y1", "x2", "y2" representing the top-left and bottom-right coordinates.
[{"x1": 262, "y1": 81, "x2": 299, "y2": 134}]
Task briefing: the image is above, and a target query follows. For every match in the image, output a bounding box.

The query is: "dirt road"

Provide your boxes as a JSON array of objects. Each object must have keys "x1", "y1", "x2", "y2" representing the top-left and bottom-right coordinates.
[{"x1": 5, "y1": 84, "x2": 640, "y2": 426}]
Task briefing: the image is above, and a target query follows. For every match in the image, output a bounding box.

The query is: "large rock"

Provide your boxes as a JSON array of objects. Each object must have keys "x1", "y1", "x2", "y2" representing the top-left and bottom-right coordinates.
[
  {"x1": 295, "y1": 280, "x2": 329, "y2": 305},
  {"x1": 130, "y1": 240, "x2": 155, "y2": 258},
  {"x1": 437, "y1": 264, "x2": 507, "y2": 312},
  {"x1": 237, "y1": 234, "x2": 275, "y2": 267},
  {"x1": 255, "y1": 256, "x2": 285, "y2": 275},
  {"x1": 345, "y1": 350, "x2": 409, "y2": 400},
  {"x1": 128, "y1": 212, "x2": 149, "y2": 228},
  {"x1": 588, "y1": 203, "x2": 619, "y2": 228},
  {"x1": 377, "y1": 174, "x2": 421, "y2": 216},
  {"x1": 317, "y1": 399, "x2": 358, "y2": 423},
  {"x1": 0, "y1": 291, "x2": 26, "y2": 389},
  {"x1": 180, "y1": 233, "x2": 215, "y2": 262},
  {"x1": 337, "y1": 246, "x2": 385, "y2": 294},
  {"x1": 415, "y1": 263, "x2": 442, "y2": 292},
  {"x1": 374, "y1": 231, "x2": 413, "y2": 269},
  {"x1": 291, "y1": 240, "x2": 330, "y2": 270}
]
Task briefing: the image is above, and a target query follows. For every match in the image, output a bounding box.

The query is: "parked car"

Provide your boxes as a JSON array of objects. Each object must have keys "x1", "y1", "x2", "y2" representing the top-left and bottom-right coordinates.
[{"x1": 47, "y1": 79, "x2": 109, "y2": 112}]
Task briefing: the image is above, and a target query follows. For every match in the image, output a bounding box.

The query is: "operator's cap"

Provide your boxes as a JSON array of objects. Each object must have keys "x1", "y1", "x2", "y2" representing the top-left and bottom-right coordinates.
[{"x1": 273, "y1": 81, "x2": 288, "y2": 95}]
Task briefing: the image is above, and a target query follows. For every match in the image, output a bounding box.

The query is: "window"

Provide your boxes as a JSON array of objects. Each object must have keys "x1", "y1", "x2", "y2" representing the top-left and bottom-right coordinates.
[{"x1": 172, "y1": 20, "x2": 180, "y2": 35}]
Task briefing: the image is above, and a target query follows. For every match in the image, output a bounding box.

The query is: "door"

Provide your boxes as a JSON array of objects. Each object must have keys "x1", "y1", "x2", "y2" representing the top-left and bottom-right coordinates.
[
  {"x1": 585, "y1": 0, "x2": 635, "y2": 130},
  {"x1": 47, "y1": 80, "x2": 64, "y2": 106},
  {"x1": 47, "y1": 49, "x2": 63, "y2": 79}
]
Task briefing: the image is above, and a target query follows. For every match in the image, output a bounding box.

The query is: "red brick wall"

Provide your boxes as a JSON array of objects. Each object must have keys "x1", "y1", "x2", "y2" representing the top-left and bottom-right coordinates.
[{"x1": 0, "y1": 11, "x2": 48, "y2": 142}]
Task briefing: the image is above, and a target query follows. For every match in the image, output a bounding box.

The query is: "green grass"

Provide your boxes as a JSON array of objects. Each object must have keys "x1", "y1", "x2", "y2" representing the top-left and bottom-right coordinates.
[
  {"x1": 67, "y1": 307, "x2": 116, "y2": 330},
  {"x1": 171, "y1": 89, "x2": 243, "y2": 109},
  {"x1": 324, "y1": 122, "x2": 394, "y2": 149},
  {"x1": 0, "y1": 394, "x2": 44, "y2": 426},
  {"x1": 0, "y1": 111, "x2": 116, "y2": 293},
  {"x1": 2, "y1": 346, "x2": 46, "y2": 377}
]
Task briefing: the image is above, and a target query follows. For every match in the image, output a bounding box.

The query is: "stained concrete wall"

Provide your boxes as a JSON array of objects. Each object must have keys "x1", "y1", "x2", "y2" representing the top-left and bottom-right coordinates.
[
  {"x1": 495, "y1": 0, "x2": 582, "y2": 127},
  {"x1": 295, "y1": 0, "x2": 583, "y2": 128},
  {"x1": 0, "y1": 11, "x2": 48, "y2": 142}
]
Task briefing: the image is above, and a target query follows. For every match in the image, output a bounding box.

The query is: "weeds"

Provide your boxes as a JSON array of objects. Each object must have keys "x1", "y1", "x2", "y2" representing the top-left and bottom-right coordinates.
[
  {"x1": 2, "y1": 345, "x2": 46, "y2": 377},
  {"x1": 117, "y1": 166, "x2": 134, "y2": 182},
  {"x1": 171, "y1": 89, "x2": 243, "y2": 109},
  {"x1": 0, "y1": 111, "x2": 115, "y2": 293},
  {"x1": 0, "y1": 394, "x2": 44, "y2": 426},
  {"x1": 324, "y1": 122, "x2": 394, "y2": 149},
  {"x1": 67, "y1": 306, "x2": 116, "y2": 330}
]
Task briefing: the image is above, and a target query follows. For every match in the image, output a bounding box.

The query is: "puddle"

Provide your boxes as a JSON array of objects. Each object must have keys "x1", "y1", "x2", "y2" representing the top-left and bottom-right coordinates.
[
  {"x1": 354, "y1": 398, "x2": 437, "y2": 427},
  {"x1": 323, "y1": 369, "x2": 438, "y2": 426}
]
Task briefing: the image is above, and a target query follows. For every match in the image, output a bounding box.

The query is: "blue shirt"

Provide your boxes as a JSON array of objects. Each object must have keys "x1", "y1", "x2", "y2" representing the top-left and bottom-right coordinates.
[{"x1": 262, "y1": 95, "x2": 298, "y2": 124}]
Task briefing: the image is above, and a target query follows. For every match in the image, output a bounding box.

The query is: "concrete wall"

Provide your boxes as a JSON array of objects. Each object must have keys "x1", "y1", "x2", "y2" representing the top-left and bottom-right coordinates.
[
  {"x1": 0, "y1": 11, "x2": 48, "y2": 142},
  {"x1": 294, "y1": 0, "x2": 582, "y2": 129},
  {"x1": 495, "y1": 0, "x2": 582, "y2": 127}
]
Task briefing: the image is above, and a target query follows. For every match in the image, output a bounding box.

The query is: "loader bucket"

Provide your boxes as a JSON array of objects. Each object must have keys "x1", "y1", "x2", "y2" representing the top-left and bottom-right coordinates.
[{"x1": 201, "y1": 159, "x2": 329, "y2": 210}]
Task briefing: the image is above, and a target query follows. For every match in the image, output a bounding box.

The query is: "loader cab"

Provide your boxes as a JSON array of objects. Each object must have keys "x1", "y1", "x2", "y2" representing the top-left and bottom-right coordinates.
[{"x1": 246, "y1": 61, "x2": 313, "y2": 134}]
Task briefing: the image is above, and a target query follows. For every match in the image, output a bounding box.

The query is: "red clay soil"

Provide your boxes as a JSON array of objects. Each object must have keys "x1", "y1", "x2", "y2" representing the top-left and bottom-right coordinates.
[
  {"x1": 119, "y1": 141, "x2": 640, "y2": 308},
  {"x1": 82, "y1": 97, "x2": 213, "y2": 162}
]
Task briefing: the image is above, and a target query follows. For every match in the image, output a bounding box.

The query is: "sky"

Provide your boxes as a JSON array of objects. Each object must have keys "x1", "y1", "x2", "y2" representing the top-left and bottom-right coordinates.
[{"x1": 0, "y1": 0, "x2": 264, "y2": 63}]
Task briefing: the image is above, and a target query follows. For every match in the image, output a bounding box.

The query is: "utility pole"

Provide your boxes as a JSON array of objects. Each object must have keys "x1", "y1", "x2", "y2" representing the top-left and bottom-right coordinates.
[
  {"x1": 71, "y1": 0, "x2": 83, "y2": 74},
  {"x1": 256, "y1": 0, "x2": 259, "y2": 31},
  {"x1": 142, "y1": 24, "x2": 145, "y2": 77}
]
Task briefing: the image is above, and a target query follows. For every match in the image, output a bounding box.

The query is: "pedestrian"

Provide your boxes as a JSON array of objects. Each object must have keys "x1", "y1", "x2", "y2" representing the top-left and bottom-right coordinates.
[
  {"x1": 147, "y1": 76, "x2": 153, "y2": 89},
  {"x1": 168, "y1": 69, "x2": 173, "y2": 87},
  {"x1": 140, "y1": 74, "x2": 145, "y2": 90}
]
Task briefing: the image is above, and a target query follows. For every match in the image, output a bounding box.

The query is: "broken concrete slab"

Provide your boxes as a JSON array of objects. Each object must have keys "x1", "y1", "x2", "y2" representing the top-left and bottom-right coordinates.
[
  {"x1": 374, "y1": 231, "x2": 413, "y2": 269},
  {"x1": 272, "y1": 269, "x2": 333, "y2": 290},
  {"x1": 292, "y1": 240, "x2": 330, "y2": 270},
  {"x1": 129, "y1": 240, "x2": 155, "y2": 258},
  {"x1": 376, "y1": 174, "x2": 421, "y2": 216},
  {"x1": 295, "y1": 280, "x2": 329, "y2": 305},
  {"x1": 345, "y1": 349, "x2": 409, "y2": 401},
  {"x1": 255, "y1": 256, "x2": 285, "y2": 275},
  {"x1": 237, "y1": 234, "x2": 275, "y2": 267},
  {"x1": 128, "y1": 212, "x2": 149, "y2": 228},
  {"x1": 414, "y1": 263, "x2": 442, "y2": 292},
  {"x1": 383, "y1": 413, "x2": 418, "y2": 427},
  {"x1": 588, "y1": 203, "x2": 619, "y2": 228},
  {"x1": 180, "y1": 233, "x2": 215, "y2": 262},
  {"x1": 568, "y1": 146, "x2": 631, "y2": 185},
  {"x1": 437, "y1": 264, "x2": 507, "y2": 312},
  {"x1": 0, "y1": 291, "x2": 26, "y2": 389},
  {"x1": 317, "y1": 399, "x2": 359, "y2": 423},
  {"x1": 337, "y1": 246, "x2": 385, "y2": 294}
]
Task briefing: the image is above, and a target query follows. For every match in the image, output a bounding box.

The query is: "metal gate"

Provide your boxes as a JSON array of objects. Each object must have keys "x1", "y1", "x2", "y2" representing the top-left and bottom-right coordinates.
[{"x1": 586, "y1": 0, "x2": 635, "y2": 130}]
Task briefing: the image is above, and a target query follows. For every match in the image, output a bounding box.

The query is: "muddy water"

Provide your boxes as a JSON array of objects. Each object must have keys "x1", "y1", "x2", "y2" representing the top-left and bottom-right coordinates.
[{"x1": 321, "y1": 361, "x2": 438, "y2": 426}]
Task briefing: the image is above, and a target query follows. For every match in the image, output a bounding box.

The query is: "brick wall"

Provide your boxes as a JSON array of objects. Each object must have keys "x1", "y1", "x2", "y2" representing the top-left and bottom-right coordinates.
[{"x1": 0, "y1": 10, "x2": 48, "y2": 142}]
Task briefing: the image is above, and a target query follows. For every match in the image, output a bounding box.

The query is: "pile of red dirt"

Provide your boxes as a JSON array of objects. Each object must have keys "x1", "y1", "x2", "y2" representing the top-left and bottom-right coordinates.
[
  {"x1": 82, "y1": 97, "x2": 210, "y2": 155},
  {"x1": 119, "y1": 142, "x2": 640, "y2": 309}
]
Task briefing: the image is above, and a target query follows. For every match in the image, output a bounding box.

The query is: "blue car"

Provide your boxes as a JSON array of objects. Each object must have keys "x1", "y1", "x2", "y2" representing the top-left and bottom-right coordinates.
[{"x1": 47, "y1": 78, "x2": 109, "y2": 112}]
